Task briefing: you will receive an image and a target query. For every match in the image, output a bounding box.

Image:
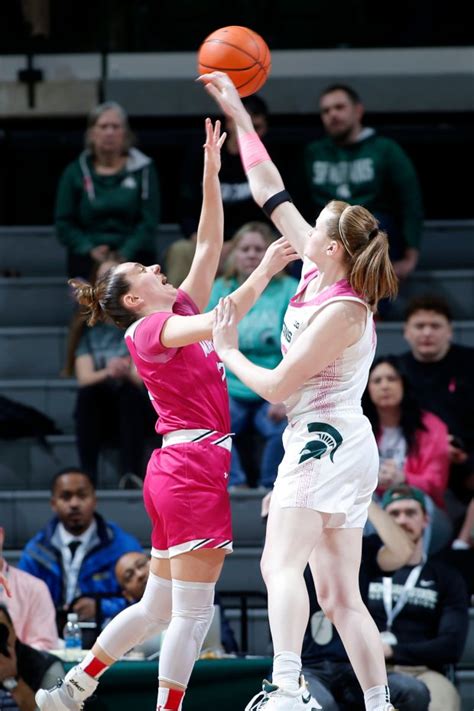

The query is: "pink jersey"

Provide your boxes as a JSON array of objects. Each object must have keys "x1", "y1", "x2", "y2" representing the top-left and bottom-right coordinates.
[{"x1": 124, "y1": 289, "x2": 230, "y2": 434}]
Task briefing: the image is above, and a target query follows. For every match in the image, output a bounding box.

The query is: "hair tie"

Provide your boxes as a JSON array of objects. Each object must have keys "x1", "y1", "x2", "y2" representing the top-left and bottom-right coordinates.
[{"x1": 368, "y1": 228, "x2": 379, "y2": 241}]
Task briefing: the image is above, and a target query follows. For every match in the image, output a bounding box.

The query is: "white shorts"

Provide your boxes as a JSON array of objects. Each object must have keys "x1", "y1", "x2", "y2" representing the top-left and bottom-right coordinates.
[{"x1": 273, "y1": 414, "x2": 379, "y2": 528}]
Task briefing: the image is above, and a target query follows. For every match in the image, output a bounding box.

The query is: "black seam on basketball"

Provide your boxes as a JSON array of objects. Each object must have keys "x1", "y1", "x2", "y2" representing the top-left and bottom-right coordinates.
[
  {"x1": 238, "y1": 27, "x2": 270, "y2": 72},
  {"x1": 202, "y1": 38, "x2": 263, "y2": 67},
  {"x1": 236, "y1": 64, "x2": 266, "y2": 91},
  {"x1": 199, "y1": 61, "x2": 259, "y2": 73},
  {"x1": 239, "y1": 26, "x2": 262, "y2": 61}
]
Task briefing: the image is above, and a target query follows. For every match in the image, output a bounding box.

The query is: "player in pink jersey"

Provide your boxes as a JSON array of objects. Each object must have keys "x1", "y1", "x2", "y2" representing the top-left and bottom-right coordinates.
[
  {"x1": 36, "y1": 119, "x2": 297, "y2": 711},
  {"x1": 200, "y1": 73, "x2": 401, "y2": 711}
]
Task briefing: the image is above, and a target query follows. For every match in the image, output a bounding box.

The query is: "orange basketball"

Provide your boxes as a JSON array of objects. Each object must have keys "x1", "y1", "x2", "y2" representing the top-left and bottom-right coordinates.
[{"x1": 198, "y1": 26, "x2": 271, "y2": 97}]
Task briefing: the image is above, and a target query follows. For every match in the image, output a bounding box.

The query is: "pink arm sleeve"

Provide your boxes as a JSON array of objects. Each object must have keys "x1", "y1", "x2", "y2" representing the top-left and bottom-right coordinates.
[{"x1": 238, "y1": 131, "x2": 271, "y2": 173}]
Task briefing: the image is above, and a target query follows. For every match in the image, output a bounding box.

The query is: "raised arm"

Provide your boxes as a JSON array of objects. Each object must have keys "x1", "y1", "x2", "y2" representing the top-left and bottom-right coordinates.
[
  {"x1": 198, "y1": 72, "x2": 312, "y2": 259},
  {"x1": 179, "y1": 118, "x2": 226, "y2": 311},
  {"x1": 367, "y1": 501, "x2": 415, "y2": 572}
]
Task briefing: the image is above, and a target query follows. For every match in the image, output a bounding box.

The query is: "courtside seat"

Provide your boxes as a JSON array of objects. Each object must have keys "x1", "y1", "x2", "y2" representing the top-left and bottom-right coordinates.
[
  {"x1": 390, "y1": 269, "x2": 474, "y2": 321},
  {"x1": 0, "y1": 277, "x2": 73, "y2": 327},
  {"x1": 0, "y1": 435, "x2": 145, "y2": 490},
  {"x1": 0, "y1": 378, "x2": 77, "y2": 432},
  {"x1": 216, "y1": 547, "x2": 266, "y2": 595},
  {"x1": 455, "y1": 670, "x2": 474, "y2": 711},
  {"x1": 418, "y1": 220, "x2": 474, "y2": 270},
  {"x1": 230, "y1": 490, "x2": 266, "y2": 547},
  {"x1": 0, "y1": 326, "x2": 68, "y2": 378},
  {"x1": 0, "y1": 224, "x2": 183, "y2": 277}
]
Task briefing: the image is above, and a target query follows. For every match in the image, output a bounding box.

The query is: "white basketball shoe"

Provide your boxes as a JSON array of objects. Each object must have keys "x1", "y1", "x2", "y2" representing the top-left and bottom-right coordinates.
[
  {"x1": 245, "y1": 677, "x2": 322, "y2": 710},
  {"x1": 35, "y1": 667, "x2": 98, "y2": 711}
]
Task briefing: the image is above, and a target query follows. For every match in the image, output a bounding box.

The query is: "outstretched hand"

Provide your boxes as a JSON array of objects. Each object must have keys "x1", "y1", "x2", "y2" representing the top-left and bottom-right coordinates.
[
  {"x1": 197, "y1": 72, "x2": 246, "y2": 123},
  {"x1": 260, "y1": 237, "x2": 299, "y2": 278},
  {"x1": 213, "y1": 297, "x2": 238, "y2": 357},
  {"x1": 203, "y1": 117, "x2": 226, "y2": 174}
]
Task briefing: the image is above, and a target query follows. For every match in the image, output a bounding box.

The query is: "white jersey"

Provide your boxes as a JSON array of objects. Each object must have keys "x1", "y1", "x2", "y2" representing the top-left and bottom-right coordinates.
[
  {"x1": 274, "y1": 260, "x2": 379, "y2": 527},
  {"x1": 281, "y1": 260, "x2": 376, "y2": 424}
]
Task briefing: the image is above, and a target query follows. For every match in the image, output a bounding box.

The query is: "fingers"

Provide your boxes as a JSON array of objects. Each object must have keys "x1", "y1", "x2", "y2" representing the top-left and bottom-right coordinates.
[
  {"x1": 197, "y1": 71, "x2": 229, "y2": 87},
  {"x1": 215, "y1": 297, "x2": 235, "y2": 326},
  {"x1": 204, "y1": 116, "x2": 212, "y2": 144},
  {"x1": 203, "y1": 117, "x2": 226, "y2": 149}
]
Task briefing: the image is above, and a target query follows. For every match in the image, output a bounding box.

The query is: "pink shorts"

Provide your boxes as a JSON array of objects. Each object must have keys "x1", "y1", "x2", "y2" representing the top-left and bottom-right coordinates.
[{"x1": 143, "y1": 438, "x2": 233, "y2": 558}]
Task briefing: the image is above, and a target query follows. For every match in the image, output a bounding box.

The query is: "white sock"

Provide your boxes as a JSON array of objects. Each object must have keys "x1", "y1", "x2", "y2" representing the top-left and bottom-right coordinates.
[
  {"x1": 272, "y1": 651, "x2": 301, "y2": 692},
  {"x1": 63, "y1": 665, "x2": 99, "y2": 700},
  {"x1": 156, "y1": 686, "x2": 185, "y2": 710},
  {"x1": 364, "y1": 684, "x2": 391, "y2": 710},
  {"x1": 78, "y1": 651, "x2": 108, "y2": 679}
]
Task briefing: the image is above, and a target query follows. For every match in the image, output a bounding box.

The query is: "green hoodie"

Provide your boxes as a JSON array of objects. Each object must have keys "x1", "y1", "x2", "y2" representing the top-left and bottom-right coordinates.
[
  {"x1": 304, "y1": 129, "x2": 423, "y2": 249},
  {"x1": 55, "y1": 148, "x2": 160, "y2": 258}
]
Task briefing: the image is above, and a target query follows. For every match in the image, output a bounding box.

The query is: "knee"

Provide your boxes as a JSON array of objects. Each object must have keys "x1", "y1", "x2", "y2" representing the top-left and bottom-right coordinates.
[
  {"x1": 390, "y1": 675, "x2": 430, "y2": 711},
  {"x1": 260, "y1": 553, "x2": 277, "y2": 586},
  {"x1": 318, "y1": 595, "x2": 337, "y2": 623},
  {"x1": 139, "y1": 596, "x2": 172, "y2": 628}
]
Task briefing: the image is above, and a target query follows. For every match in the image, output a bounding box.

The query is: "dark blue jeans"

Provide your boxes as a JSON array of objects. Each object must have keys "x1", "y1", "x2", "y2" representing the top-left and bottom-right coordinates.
[{"x1": 303, "y1": 661, "x2": 431, "y2": 711}]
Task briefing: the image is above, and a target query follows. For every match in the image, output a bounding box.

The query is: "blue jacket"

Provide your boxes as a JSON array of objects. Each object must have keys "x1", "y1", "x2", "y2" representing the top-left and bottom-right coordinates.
[{"x1": 18, "y1": 513, "x2": 142, "y2": 623}]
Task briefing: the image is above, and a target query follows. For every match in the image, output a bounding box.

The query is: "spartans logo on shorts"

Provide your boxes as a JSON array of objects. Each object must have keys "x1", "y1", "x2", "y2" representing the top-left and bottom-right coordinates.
[{"x1": 298, "y1": 422, "x2": 343, "y2": 464}]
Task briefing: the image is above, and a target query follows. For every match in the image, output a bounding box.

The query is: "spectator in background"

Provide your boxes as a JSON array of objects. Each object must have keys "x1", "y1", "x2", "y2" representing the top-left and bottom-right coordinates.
[
  {"x1": 304, "y1": 84, "x2": 423, "y2": 279},
  {"x1": 398, "y1": 296, "x2": 474, "y2": 521},
  {"x1": 0, "y1": 604, "x2": 64, "y2": 711},
  {"x1": 114, "y1": 551, "x2": 150, "y2": 604},
  {"x1": 372, "y1": 486, "x2": 467, "y2": 711},
  {"x1": 302, "y1": 487, "x2": 468, "y2": 710},
  {"x1": 207, "y1": 222, "x2": 298, "y2": 488},
  {"x1": 362, "y1": 355, "x2": 452, "y2": 552},
  {"x1": 56, "y1": 101, "x2": 160, "y2": 280},
  {"x1": 114, "y1": 552, "x2": 238, "y2": 655},
  {"x1": 64, "y1": 258, "x2": 157, "y2": 489},
  {"x1": 300, "y1": 500, "x2": 427, "y2": 710},
  {"x1": 169, "y1": 95, "x2": 272, "y2": 286},
  {"x1": 0, "y1": 527, "x2": 58, "y2": 651},
  {"x1": 18, "y1": 468, "x2": 142, "y2": 630}
]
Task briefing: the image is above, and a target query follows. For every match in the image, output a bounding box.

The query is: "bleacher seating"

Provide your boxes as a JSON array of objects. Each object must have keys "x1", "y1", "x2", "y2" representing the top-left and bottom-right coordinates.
[{"x1": 1, "y1": 220, "x2": 474, "y2": 668}]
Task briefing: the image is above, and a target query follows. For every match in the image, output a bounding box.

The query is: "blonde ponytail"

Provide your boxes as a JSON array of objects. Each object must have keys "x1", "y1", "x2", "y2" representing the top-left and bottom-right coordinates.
[{"x1": 326, "y1": 200, "x2": 398, "y2": 309}]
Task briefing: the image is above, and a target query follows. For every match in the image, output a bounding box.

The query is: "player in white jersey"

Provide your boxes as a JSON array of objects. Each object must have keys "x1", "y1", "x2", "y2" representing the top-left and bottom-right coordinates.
[{"x1": 200, "y1": 72, "x2": 399, "y2": 711}]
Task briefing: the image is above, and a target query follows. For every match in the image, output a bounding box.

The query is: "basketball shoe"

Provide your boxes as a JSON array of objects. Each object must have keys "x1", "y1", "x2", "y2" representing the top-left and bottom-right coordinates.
[
  {"x1": 245, "y1": 677, "x2": 322, "y2": 710},
  {"x1": 35, "y1": 667, "x2": 98, "y2": 711}
]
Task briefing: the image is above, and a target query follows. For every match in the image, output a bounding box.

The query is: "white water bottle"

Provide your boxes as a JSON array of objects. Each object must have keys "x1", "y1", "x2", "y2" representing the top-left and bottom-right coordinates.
[{"x1": 63, "y1": 613, "x2": 82, "y2": 661}]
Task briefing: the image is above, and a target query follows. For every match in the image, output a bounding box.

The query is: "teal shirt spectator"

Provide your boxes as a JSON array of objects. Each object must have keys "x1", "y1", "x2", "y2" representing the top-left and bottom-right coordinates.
[
  {"x1": 207, "y1": 275, "x2": 298, "y2": 401},
  {"x1": 75, "y1": 322, "x2": 129, "y2": 371}
]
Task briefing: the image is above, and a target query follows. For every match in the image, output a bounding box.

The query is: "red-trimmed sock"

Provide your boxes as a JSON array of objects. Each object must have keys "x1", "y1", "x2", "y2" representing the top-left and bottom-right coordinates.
[
  {"x1": 79, "y1": 651, "x2": 109, "y2": 679},
  {"x1": 156, "y1": 687, "x2": 185, "y2": 710}
]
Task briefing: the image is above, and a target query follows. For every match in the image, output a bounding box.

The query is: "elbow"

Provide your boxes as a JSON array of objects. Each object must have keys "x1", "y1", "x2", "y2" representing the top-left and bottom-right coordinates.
[
  {"x1": 397, "y1": 539, "x2": 416, "y2": 566},
  {"x1": 265, "y1": 379, "x2": 288, "y2": 404}
]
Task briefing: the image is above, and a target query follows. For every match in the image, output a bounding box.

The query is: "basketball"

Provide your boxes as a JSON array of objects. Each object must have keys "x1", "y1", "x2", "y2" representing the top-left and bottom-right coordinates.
[{"x1": 197, "y1": 26, "x2": 271, "y2": 97}]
